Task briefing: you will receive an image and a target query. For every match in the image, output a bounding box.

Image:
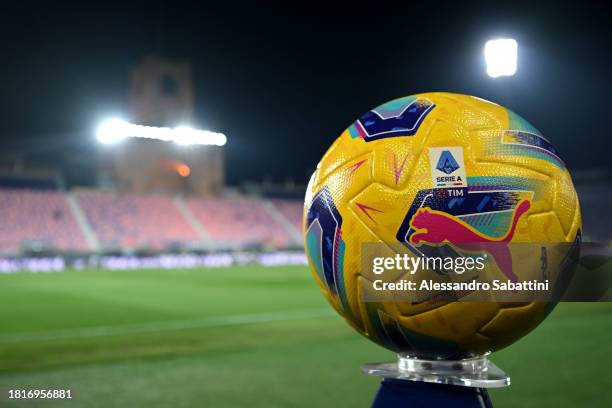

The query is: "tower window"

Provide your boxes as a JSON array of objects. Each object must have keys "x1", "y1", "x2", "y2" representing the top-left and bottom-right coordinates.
[{"x1": 160, "y1": 74, "x2": 178, "y2": 96}]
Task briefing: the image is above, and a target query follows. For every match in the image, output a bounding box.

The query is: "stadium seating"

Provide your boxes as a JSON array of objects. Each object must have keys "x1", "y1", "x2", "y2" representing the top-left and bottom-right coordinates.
[
  {"x1": 0, "y1": 189, "x2": 89, "y2": 253},
  {"x1": 75, "y1": 191, "x2": 199, "y2": 249},
  {"x1": 0, "y1": 184, "x2": 609, "y2": 255},
  {"x1": 270, "y1": 199, "x2": 303, "y2": 233},
  {"x1": 186, "y1": 197, "x2": 293, "y2": 246}
]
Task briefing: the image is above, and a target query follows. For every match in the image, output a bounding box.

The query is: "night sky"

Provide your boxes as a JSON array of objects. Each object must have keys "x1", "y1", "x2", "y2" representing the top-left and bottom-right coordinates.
[{"x1": 0, "y1": 2, "x2": 610, "y2": 187}]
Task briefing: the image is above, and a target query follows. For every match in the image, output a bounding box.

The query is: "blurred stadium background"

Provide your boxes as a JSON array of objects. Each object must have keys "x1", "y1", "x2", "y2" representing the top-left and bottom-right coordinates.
[{"x1": 0, "y1": 4, "x2": 611, "y2": 408}]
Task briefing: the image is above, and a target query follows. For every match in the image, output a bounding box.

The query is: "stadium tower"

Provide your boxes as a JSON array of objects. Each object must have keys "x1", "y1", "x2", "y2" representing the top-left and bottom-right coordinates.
[{"x1": 100, "y1": 55, "x2": 224, "y2": 196}]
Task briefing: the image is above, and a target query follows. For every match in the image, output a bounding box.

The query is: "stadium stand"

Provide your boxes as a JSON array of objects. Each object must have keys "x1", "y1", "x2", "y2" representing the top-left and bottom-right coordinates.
[
  {"x1": 186, "y1": 197, "x2": 294, "y2": 247},
  {"x1": 75, "y1": 191, "x2": 200, "y2": 250},
  {"x1": 0, "y1": 189, "x2": 89, "y2": 253},
  {"x1": 0, "y1": 184, "x2": 609, "y2": 256},
  {"x1": 270, "y1": 199, "x2": 303, "y2": 233}
]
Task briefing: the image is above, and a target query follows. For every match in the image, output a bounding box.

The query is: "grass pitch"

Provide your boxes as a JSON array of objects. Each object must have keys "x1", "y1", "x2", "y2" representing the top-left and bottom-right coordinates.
[{"x1": 0, "y1": 266, "x2": 610, "y2": 407}]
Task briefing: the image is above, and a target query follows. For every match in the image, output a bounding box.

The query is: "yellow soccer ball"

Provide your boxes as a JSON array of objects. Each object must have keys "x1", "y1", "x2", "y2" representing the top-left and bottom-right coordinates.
[{"x1": 303, "y1": 92, "x2": 581, "y2": 359}]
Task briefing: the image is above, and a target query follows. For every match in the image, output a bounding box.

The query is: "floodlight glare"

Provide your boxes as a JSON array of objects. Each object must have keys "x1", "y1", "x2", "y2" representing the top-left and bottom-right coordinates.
[
  {"x1": 174, "y1": 126, "x2": 198, "y2": 146},
  {"x1": 96, "y1": 118, "x2": 129, "y2": 144},
  {"x1": 95, "y1": 119, "x2": 227, "y2": 146},
  {"x1": 484, "y1": 39, "x2": 518, "y2": 78}
]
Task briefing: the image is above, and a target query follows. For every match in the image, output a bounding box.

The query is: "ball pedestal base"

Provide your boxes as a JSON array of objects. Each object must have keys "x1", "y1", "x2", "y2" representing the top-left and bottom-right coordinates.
[{"x1": 362, "y1": 354, "x2": 510, "y2": 388}]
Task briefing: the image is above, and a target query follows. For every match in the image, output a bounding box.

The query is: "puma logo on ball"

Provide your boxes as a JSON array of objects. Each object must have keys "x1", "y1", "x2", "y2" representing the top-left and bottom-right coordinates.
[{"x1": 409, "y1": 200, "x2": 531, "y2": 282}]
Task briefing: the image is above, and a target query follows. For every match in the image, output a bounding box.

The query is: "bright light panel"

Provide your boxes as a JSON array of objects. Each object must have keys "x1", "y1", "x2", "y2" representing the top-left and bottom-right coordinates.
[
  {"x1": 484, "y1": 39, "x2": 518, "y2": 78},
  {"x1": 96, "y1": 119, "x2": 227, "y2": 146}
]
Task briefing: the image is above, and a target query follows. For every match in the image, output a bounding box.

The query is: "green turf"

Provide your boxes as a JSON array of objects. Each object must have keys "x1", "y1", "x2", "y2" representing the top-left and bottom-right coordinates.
[{"x1": 0, "y1": 266, "x2": 610, "y2": 407}]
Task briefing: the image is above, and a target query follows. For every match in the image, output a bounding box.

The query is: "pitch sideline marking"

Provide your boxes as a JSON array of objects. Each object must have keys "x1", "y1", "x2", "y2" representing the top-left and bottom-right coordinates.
[{"x1": 0, "y1": 308, "x2": 336, "y2": 344}]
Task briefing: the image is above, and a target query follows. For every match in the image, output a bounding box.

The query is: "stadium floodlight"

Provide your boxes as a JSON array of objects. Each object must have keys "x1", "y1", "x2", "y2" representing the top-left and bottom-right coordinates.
[
  {"x1": 174, "y1": 126, "x2": 199, "y2": 146},
  {"x1": 484, "y1": 39, "x2": 518, "y2": 78},
  {"x1": 96, "y1": 119, "x2": 227, "y2": 146},
  {"x1": 96, "y1": 118, "x2": 130, "y2": 144}
]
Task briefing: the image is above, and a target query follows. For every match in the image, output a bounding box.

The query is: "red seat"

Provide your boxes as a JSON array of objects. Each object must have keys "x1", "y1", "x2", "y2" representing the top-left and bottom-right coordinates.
[
  {"x1": 0, "y1": 189, "x2": 89, "y2": 252},
  {"x1": 187, "y1": 197, "x2": 292, "y2": 247},
  {"x1": 75, "y1": 191, "x2": 199, "y2": 249}
]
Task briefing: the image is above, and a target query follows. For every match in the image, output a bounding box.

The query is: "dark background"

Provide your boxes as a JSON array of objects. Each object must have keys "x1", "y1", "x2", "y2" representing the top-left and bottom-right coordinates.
[{"x1": 0, "y1": 2, "x2": 609, "y2": 186}]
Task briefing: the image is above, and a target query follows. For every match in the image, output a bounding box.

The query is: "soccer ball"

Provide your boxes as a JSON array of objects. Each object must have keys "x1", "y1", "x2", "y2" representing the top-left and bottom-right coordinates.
[{"x1": 303, "y1": 92, "x2": 581, "y2": 359}]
